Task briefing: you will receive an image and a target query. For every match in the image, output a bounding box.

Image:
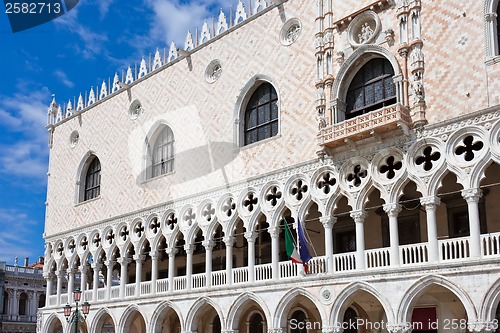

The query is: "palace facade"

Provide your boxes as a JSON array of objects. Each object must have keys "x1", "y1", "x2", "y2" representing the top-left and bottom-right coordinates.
[{"x1": 40, "y1": 0, "x2": 500, "y2": 332}]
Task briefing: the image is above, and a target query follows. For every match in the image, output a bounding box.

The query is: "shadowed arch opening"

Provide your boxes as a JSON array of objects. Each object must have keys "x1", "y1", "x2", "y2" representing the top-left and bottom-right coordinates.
[
  {"x1": 152, "y1": 302, "x2": 183, "y2": 333},
  {"x1": 121, "y1": 308, "x2": 146, "y2": 333},
  {"x1": 187, "y1": 300, "x2": 223, "y2": 333}
]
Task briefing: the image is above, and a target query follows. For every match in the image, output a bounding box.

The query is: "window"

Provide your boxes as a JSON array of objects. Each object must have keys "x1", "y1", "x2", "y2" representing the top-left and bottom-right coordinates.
[
  {"x1": 150, "y1": 126, "x2": 174, "y2": 178},
  {"x1": 345, "y1": 58, "x2": 396, "y2": 119},
  {"x1": 290, "y1": 309, "x2": 307, "y2": 333},
  {"x1": 84, "y1": 156, "x2": 101, "y2": 201},
  {"x1": 248, "y1": 312, "x2": 265, "y2": 333},
  {"x1": 18, "y1": 292, "x2": 28, "y2": 316},
  {"x1": 486, "y1": 0, "x2": 500, "y2": 59},
  {"x1": 343, "y1": 307, "x2": 358, "y2": 333},
  {"x1": 244, "y1": 82, "x2": 278, "y2": 145}
]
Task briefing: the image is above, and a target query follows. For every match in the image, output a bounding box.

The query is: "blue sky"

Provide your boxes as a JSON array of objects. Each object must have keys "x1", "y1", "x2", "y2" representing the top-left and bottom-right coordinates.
[{"x1": 0, "y1": 0, "x2": 229, "y2": 264}]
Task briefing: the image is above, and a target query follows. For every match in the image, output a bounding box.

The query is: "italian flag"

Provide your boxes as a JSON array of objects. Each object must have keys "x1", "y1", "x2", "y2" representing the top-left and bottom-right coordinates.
[{"x1": 284, "y1": 218, "x2": 302, "y2": 264}]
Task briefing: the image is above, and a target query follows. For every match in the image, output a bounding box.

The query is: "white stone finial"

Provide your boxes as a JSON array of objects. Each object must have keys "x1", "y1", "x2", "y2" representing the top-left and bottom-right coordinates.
[
  {"x1": 153, "y1": 48, "x2": 162, "y2": 70},
  {"x1": 254, "y1": 0, "x2": 268, "y2": 13},
  {"x1": 217, "y1": 9, "x2": 228, "y2": 35},
  {"x1": 100, "y1": 80, "x2": 108, "y2": 99},
  {"x1": 138, "y1": 57, "x2": 148, "y2": 78},
  {"x1": 125, "y1": 66, "x2": 134, "y2": 84},
  {"x1": 112, "y1": 73, "x2": 120, "y2": 93},
  {"x1": 65, "y1": 100, "x2": 73, "y2": 118},
  {"x1": 77, "y1": 93, "x2": 84, "y2": 111},
  {"x1": 88, "y1": 87, "x2": 96, "y2": 106},
  {"x1": 55, "y1": 104, "x2": 63, "y2": 123},
  {"x1": 168, "y1": 41, "x2": 178, "y2": 62},
  {"x1": 235, "y1": 0, "x2": 247, "y2": 24},
  {"x1": 47, "y1": 95, "x2": 58, "y2": 125},
  {"x1": 184, "y1": 31, "x2": 194, "y2": 51},
  {"x1": 200, "y1": 21, "x2": 211, "y2": 44}
]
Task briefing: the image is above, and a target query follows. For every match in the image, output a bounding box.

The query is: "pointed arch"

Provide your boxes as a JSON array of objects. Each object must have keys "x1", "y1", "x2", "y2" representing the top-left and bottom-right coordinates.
[
  {"x1": 331, "y1": 281, "x2": 395, "y2": 324},
  {"x1": 273, "y1": 287, "x2": 327, "y2": 328},
  {"x1": 43, "y1": 313, "x2": 64, "y2": 333},
  {"x1": 185, "y1": 296, "x2": 225, "y2": 332},
  {"x1": 397, "y1": 275, "x2": 477, "y2": 323},
  {"x1": 143, "y1": 120, "x2": 176, "y2": 180},
  {"x1": 226, "y1": 292, "x2": 272, "y2": 330},
  {"x1": 90, "y1": 307, "x2": 116, "y2": 333},
  {"x1": 480, "y1": 277, "x2": 500, "y2": 321},
  {"x1": 118, "y1": 304, "x2": 147, "y2": 333},
  {"x1": 150, "y1": 300, "x2": 185, "y2": 333}
]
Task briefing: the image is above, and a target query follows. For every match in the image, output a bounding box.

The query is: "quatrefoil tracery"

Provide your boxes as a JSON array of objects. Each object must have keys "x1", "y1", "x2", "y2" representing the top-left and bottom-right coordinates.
[
  {"x1": 134, "y1": 222, "x2": 145, "y2": 237},
  {"x1": 243, "y1": 193, "x2": 258, "y2": 212},
  {"x1": 291, "y1": 180, "x2": 308, "y2": 201},
  {"x1": 346, "y1": 165, "x2": 367, "y2": 187},
  {"x1": 166, "y1": 213, "x2": 178, "y2": 230},
  {"x1": 266, "y1": 186, "x2": 282, "y2": 206},
  {"x1": 202, "y1": 204, "x2": 215, "y2": 222},
  {"x1": 56, "y1": 243, "x2": 64, "y2": 256},
  {"x1": 93, "y1": 234, "x2": 101, "y2": 248},
  {"x1": 184, "y1": 208, "x2": 196, "y2": 227},
  {"x1": 150, "y1": 217, "x2": 160, "y2": 234},
  {"x1": 119, "y1": 226, "x2": 129, "y2": 241},
  {"x1": 106, "y1": 230, "x2": 115, "y2": 244},
  {"x1": 222, "y1": 198, "x2": 236, "y2": 217},
  {"x1": 80, "y1": 237, "x2": 88, "y2": 251},
  {"x1": 379, "y1": 156, "x2": 402, "y2": 180},
  {"x1": 455, "y1": 135, "x2": 484, "y2": 162},
  {"x1": 317, "y1": 172, "x2": 336, "y2": 194},
  {"x1": 415, "y1": 146, "x2": 440, "y2": 171}
]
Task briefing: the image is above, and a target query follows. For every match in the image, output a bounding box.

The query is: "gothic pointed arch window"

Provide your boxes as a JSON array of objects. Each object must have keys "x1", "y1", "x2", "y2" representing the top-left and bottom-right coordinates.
[
  {"x1": 485, "y1": 0, "x2": 500, "y2": 59},
  {"x1": 148, "y1": 125, "x2": 175, "y2": 179},
  {"x1": 83, "y1": 156, "x2": 101, "y2": 201},
  {"x1": 78, "y1": 154, "x2": 101, "y2": 203},
  {"x1": 345, "y1": 57, "x2": 396, "y2": 119},
  {"x1": 243, "y1": 82, "x2": 279, "y2": 146}
]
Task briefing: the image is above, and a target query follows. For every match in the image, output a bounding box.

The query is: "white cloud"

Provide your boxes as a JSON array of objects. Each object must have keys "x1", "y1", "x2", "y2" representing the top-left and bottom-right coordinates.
[
  {"x1": 98, "y1": 0, "x2": 114, "y2": 19},
  {"x1": 54, "y1": 70, "x2": 75, "y2": 88},
  {"x1": 144, "y1": 0, "x2": 227, "y2": 46},
  {"x1": 0, "y1": 208, "x2": 41, "y2": 263},
  {"x1": 0, "y1": 86, "x2": 50, "y2": 181}
]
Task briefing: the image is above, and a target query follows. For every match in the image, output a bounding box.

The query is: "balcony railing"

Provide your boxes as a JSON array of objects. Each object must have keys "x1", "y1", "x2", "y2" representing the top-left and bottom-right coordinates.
[
  {"x1": 318, "y1": 103, "x2": 412, "y2": 148},
  {"x1": 44, "y1": 232, "x2": 500, "y2": 307}
]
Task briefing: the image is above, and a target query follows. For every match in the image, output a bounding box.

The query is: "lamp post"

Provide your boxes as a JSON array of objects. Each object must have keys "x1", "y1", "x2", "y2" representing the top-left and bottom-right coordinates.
[{"x1": 63, "y1": 287, "x2": 90, "y2": 333}]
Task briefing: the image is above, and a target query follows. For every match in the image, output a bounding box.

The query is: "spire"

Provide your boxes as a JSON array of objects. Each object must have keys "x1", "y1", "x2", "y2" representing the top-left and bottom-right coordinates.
[
  {"x1": 47, "y1": 95, "x2": 58, "y2": 125},
  {"x1": 55, "y1": 104, "x2": 63, "y2": 123},
  {"x1": 65, "y1": 100, "x2": 73, "y2": 118},
  {"x1": 200, "y1": 21, "x2": 211, "y2": 44},
  {"x1": 112, "y1": 73, "x2": 120, "y2": 93},
  {"x1": 100, "y1": 80, "x2": 108, "y2": 99},
  {"x1": 217, "y1": 9, "x2": 228, "y2": 35},
  {"x1": 125, "y1": 66, "x2": 134, "y2": 84},
  {"x1": 138, "y1": 57, "x2": 148, "y2": 78},
  {"x1": 153, "y1": 48, "x2": 162, "y2": 70},
  {"x1": 77, "y1": 93, "x2": 84, "y2": 111},
  {"x1": 184, "y1": 31, "x2": 194, "y2": 51},
  {"x1": 88, "y1": 87, "x2": 95, "y2": 106},
  {"x1": 168, "y1": 41, "x2": 178, "y2": 62},
  {"x1": 235, "y1": 0, "x2": 248, "y2": 24}
]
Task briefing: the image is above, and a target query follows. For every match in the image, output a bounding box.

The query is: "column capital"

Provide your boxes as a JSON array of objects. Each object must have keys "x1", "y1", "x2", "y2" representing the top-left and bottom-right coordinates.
[
  {"x1": 383, "y1": 203, "x2": 402, "y2": 217},
  {"x1": 149, "y1": 249, "x2": 158, "y2": 260},
  {"x1": 66, "y1": 268, "x2": 75, "y2": 275},
  {"x1": 117, "y1": 257, "x2": 132, "y2": 265},
  {"x1": 468, "y1": 320, "x2": 498, "y2": 333},
  {"x1": 56, "y1": 270, "x2": 65, "y2": 278},
  {"x1": 91, "y1": 262, "x2": 102, "y2": 270},
  {"x1": 43, "y1": 271, "x2": 54, "y2": 279},
  {"x1": 268, "y1": 329, "x2": 284, "y2": 333},
  {"x1": 79, "y1": 265, "x2": 89, "y2": 273},
  {"x1": 184, "y1": 244, "x2": 193, "y2": 254},
  {"x1": 268, "y1": 227, "x2": 280, "y2": 238},
  {"x1": 202, "y1": 240, "x2": 215, "y2": 250},
  {"x1": 222, "y1": 236, "x2": 234, "y2": 246},
  {"x1": 166, "y1": 247, "x2": 178, "y2": 256},
  {"x1": 320, "y1": 215, "x2": 336, "y2": 228},
  {"x1": 321, "y1": 326, "x2": 336, "y2": 333},
  {"x1": 244, "y1": 231, "x2": 257, "y2": 242},
  {"x1": 386, "y1": 322, "x2": 412, "y2": 333},
  {"x1": 104, "y1": 260, "x2": 116, "y2": 267},
  {"x1": 420, "y1": 195, "x2": 440, "y2": 207},
  {"x1": 350, "y1": 210, "x2": 367, "y2": 223},
  {"x1": 133, "y1": 254, "x2": 146, "y2": 262},
  {"x1": 485, "y1": 12, "x2": 498, "y2": 22},
  {"x1": 462, "y1": 188, "x2": 483, "y2": 203}
]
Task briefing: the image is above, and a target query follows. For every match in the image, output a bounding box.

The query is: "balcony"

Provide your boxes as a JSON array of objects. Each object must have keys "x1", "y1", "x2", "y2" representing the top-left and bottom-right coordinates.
[
  {"x1": 318, "y1": 103, "x2": 412, "y2": 148},
  {"x1": 45, "y1": 232, "x2": 500, "y2": 307}
]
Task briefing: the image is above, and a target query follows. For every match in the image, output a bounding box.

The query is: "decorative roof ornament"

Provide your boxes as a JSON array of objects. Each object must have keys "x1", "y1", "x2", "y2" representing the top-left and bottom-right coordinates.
[
  {"x1": 217, "y1": 9, "x2": 228, "y2": 35},
  {"x1": 254, "y1": 0, "x2": 268, "y2": 13},
  {"x1": 235, "y1": 0, "x2": 247, "y2": 24},
  {"x1": 47, "y1": 95, "x2": 58, "y2": 125},
  {"x1": 65, "y1": 100, "x2": 73, "y2": 118},
  {"x1": 125, "y1": 66, "x2": 134, "y2": 84},
  {"x1": 112, "y1": 73, "x2": 120, "y2": 93},
  {"x1": 168, "y1": 41, "x2": 178, "y2": 62},
  {"x1": 153, "y1": 48, "x2": 162, "y2": 70},
  {"x1": 184, "y1": 31, "x2": 195, "y2": 51},
  {"x1": 200, "y1": 21, "x2": 211, "y2": 44},
  {"x1": 138, "y1": 57, "x2": 148, "y2": 78},
  {"x1": 88, "y1": 87, "x2": 96, "y2": 106},
  {"x1": 100, "y1": 81, "x2": 108, "y2": 99},
  {"x1": 76, "y1": 94, "x2": 84, "y2": 111},
  {"x1": 55, "y1": 104, "x2": 63, "y2": 123}
]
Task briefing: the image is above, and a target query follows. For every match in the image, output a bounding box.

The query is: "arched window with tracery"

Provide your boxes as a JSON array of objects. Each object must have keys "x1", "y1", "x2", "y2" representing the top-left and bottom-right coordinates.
[
  {"x1": 149, "y1": 125, "x2": 174, "y2": 179},
  {"x1": 345, "y1": 58, "x2": 396, "y2": 119},
  {"x1": 243, "y1": 82, "x2": 279, "y2": 145},
  {"x1": 84, "y1": 156, "x2": 101, "y2": 201}
]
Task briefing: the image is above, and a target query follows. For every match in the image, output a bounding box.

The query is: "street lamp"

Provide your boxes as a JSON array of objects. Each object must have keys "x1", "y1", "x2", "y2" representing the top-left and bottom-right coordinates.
[{"x1": 63, "y1": 288, "x2": 91, "y2": 333}]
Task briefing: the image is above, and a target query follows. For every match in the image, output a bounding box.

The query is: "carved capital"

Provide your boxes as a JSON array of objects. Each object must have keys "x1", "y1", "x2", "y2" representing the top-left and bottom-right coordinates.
[
  {"x1": 350, "y1": 210, "x2": 367, "y2": 223},
  {"x1": 420, "y1": 196, "x2": 440, "y2": 208},
  {"x1": 166, "y1": 247, "x2": 178, "y2": 256},
  {"x1": 268, "y1": 227, "x2": 280, "y2": 238},
  {"x1": 383, "y1": 203, "x2": 402, "y2": 217},
  {"x1": 268, "y1": 329, "x2": 285, "y2": 333},
  {"x1": 202, "y1": 240, "x2": 215, "y2": 250},
  {"x1": 386, "y1": 322, "x2": 413, "y2": 333},
  {"x1": 468, "y1": 320, "x2": 498, "y2": 333},
  {"x1": 222, "y1": 236, "x2": 235, "y2": 246},
  {"x1": 184, "y1": 244, "x2": 193, "y2": 254},
  {"x1": 91, "y1": 262, "x2": 102, "y2": 270},
  {"x1": 461, "y1": 188, "x2": 483, "y2": 203},
  {"x1": 320, "y1": 215, "x2": 336, "y2": 228},
  {"x1": 117, "y1": 257, "x2": 132, "y2": 266},
  {"x1": 132, "y1": 254, "x2": 145, "y2": 263},
  {"x1": 485, "y1": 12, "x2": 498, "y2": 22},
  {"x1": 104, "y1": 260, "x2": 116, "y2": 267}
]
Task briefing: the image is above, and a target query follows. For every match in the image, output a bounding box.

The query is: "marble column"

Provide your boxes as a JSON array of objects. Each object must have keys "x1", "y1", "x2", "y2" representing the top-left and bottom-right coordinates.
[
  {"x1": 462, "y1": 188, "x2": 483, "y2": 258},
  {"x1": 320, "y1": 216, "x2": 336, "y2": 273},
  {"x1": 91, "y1": 261, "x2": 102, "y2": 302},
  {"x1": 203, "y1": 240, "x2": 214, "y2": 287},
  {"x1": 420, "y1": 196, "x2": 440, "y2": 263},
  {"x1": 350, "y1": 210, "x2": 367, "y2": 270},
  {"x1": 269, "y1": 227, "x2": 280, "y2": 280},
  {"x1": 167, "y1": 248, "x2": 177, "y2": 292},
  {"x1": 245, "y1": 232, "x2": 256, "y2": 282},
  {"x1": 384, "y1": 203, "x2": 401, "y2": 266},
  {"x1": 133, "y1": 255, "x2": 145, "y2": 297},
  {"x1": 118, "y1": 258, "x2": 130, "y2": 298},
  {"x1": 150, "y1": 251, "x2": 158, "y2": 294},
  {"x1": 223, "y1": 236, "x2": 234, "y2": 286}
]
